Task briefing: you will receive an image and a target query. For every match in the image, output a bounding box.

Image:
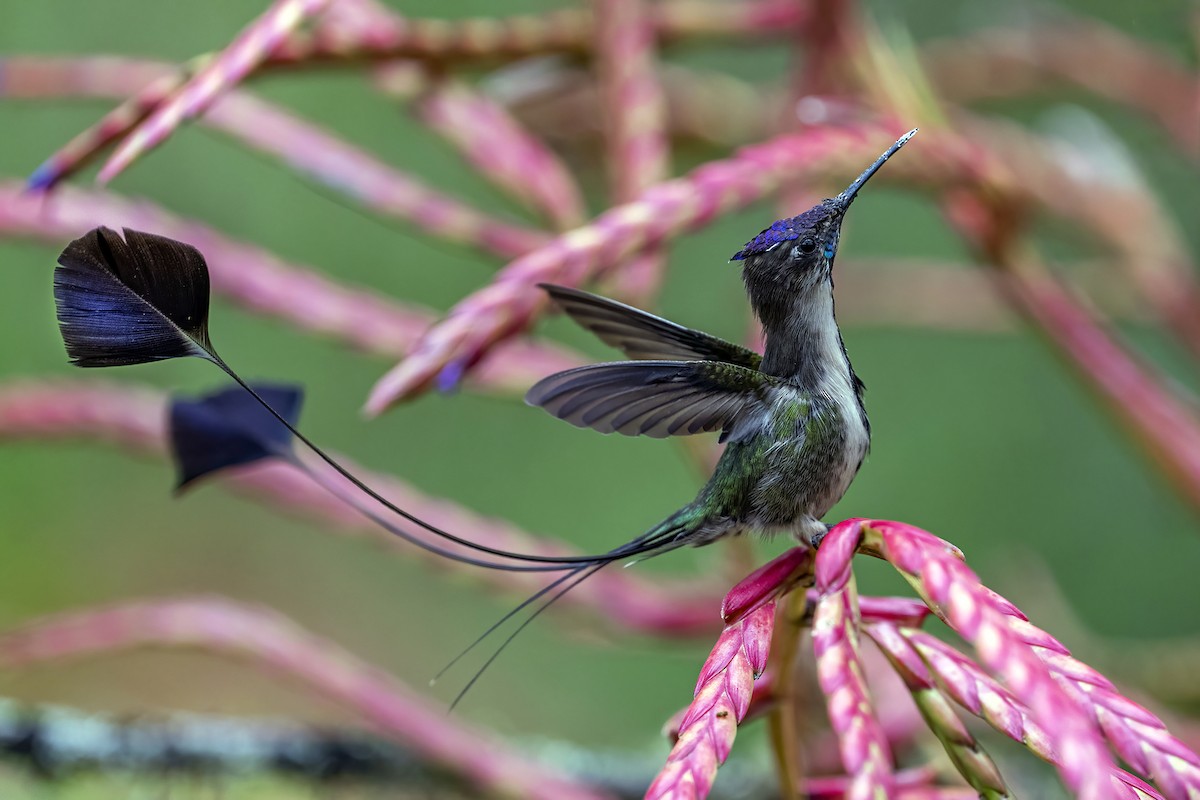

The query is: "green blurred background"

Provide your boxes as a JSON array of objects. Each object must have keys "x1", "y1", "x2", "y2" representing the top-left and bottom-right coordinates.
[{"x1": 0, "y1": 0, "x2": 1197, "y2": 797}]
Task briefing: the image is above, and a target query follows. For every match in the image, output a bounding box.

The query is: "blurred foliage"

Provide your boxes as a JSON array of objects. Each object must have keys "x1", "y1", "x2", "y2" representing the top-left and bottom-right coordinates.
[{"x1": 0, "y1": 0, "x2": 1197, "y2": 797}]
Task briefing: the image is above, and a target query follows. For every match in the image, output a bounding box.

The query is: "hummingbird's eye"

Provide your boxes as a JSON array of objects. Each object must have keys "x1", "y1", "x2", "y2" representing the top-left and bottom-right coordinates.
[{"x1": 797, "y1": 237, "x2": 817, "y2": 254}]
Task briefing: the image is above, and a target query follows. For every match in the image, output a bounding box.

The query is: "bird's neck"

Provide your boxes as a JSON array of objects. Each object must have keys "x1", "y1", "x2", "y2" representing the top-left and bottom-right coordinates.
[{"x1": 757, "y1": 281, "x2": 861, "y2": 401}]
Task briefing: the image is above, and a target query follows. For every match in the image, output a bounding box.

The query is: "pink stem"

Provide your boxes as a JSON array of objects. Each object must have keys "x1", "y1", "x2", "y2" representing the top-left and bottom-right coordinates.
[
  {"x1": 97, "y1": 0, "x2": 334, "y2": 184},
  {"x1": 0, "y1": 597, "x2": 611, "y2": 800},
  {"x1": 266, "y1": 0, "x2": 810, "y2": 64},
  {"x1": 20, "y1": 58, "x2": 201, "y2": 190},
  {"x1": 923, "y1": 17, "x2": 1200, "y2": 156},
  {"x1": 1005, "y1": 264, "x2": 1200, "y2": 513},
  {"x1": 8, "y1": 56, "x2": 548, "y2": 259},
  {"x1": 594, "y1": 0, "x2": 671, "y2": 302},
  {"x1": 0, "y1": 180, "x2": 579, "y2": 395},
  {"x1": 645, "y1": 603, "x2": 775, "y2": 799},
  {"x1": 946, "y1": 192, "x2": 1200, "y2": 515},
  {"x1": 414, "y1": 78, "x2": 587, "y2": 230}
]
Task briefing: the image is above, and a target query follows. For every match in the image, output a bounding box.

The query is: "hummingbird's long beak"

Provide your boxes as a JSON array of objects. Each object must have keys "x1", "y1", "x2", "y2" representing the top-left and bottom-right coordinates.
[{"x1": 834, "y1": 128, "x2": 918, "y2": 211}]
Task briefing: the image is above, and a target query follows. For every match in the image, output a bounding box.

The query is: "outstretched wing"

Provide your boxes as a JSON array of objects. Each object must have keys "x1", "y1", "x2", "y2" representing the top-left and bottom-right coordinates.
[
  {"x1": 542, "y1": 284, "x2": 761, "y2": 369},
  {"x1": 526, "y1": 359, "x2": 778, "y2": 438}
]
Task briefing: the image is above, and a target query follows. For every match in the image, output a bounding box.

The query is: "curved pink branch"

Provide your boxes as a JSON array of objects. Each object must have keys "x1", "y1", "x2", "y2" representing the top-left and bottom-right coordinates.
[
  {"x1": 595, "y1": 0, "x2": 669, "y2": 203},
  {"x1": 646, "y1": 602, "x2": 775, "y2": 800},
  {"x1": 0, "y1": 380, "x2": 718, "y2": 638},
  {"x1": 8, "y1": 57, "x2": 548, "y2": 259},
  {"x1": 813, "y1": 525, "x2": 896, "y2": 799},
  {"x1": 97, "y1": 0, "x2": 334, "y2": 183},
  {"x1": 0, "y1": 379, "x2": 166, "y2": 456},
  {"x1": 414, "y1": 78, "x2": 587, "y2": 230},
  {"x1": 268, "y1": 0, "x2": 809, "y2": 64},
  {"x1": 853, "y1": 518, "x2": 1121, "y2": 799},
  {"x1": 206, "y1": 88, "x2": 549, "y2": 259},
  {"x1": 1001, "y1": 260, "x2": 1200, "y2": 514},
  {"x1": 962, "y1": 120, "x2": 1200, "y2": 359},
  {"x1": 0, "y1": 180, "x2": 578, "y2": 394},
  {"x1": 364, "y1": 123, "x2": 907, "y2": 412},
  {"x1": 923, "y1": 18, "x2": 1200, "y2": 156},
  {"x1": 0, "y1": 597, "x2": 611, "y2": 800},
  {"x1": 898, "y1": 628, "x2": 1165, "y2": 800},
  {"x1": 594, "y1": 0, "x2": 671, "y2": 302},
  {"x1": 20, "y1": 58, "x2": 201, "y2": 190},
  {"x1": 941, "y1": 188, "x2": 1200, "y2": 514}
]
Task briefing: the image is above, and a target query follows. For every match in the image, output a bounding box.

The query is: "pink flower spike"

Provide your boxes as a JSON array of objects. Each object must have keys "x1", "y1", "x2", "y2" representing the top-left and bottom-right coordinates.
[
  {"x1": 97, "y1": 0, "x2": 334, "y2": 184},
  {"x1": 903, "y1": 629, "x2": 1166, "y2": 800},
  {"x1": 812, "y1": 572, "x2": 896, "y2": 799},
  {"x1": 25, "y1": 58, "x2": 203, "y2": 190},
  {"x1": 814, "y1": 518, "x2": 867, "y2": 593},
  {"x1": 0, "y1": 597, "x2": 609, "y2": 800},
  {"x1": 646, "y1": 603, "x2": 775, "y2": 800},
  {"x1": 867, "y1": 520, "x2": 1121, "y2": 799},
  {"x1": 895, "y1": 521, "x2": 1200, "y2": 798},
  {"x1": 662, "y1": 670, "x2": 778, "y2": 743},
  {"x1": 721, "y1": 546, "x2": 812, "y2": 624}
]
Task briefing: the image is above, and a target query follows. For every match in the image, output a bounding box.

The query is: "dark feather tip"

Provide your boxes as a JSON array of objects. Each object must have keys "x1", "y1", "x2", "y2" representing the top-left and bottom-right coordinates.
[
  {"x1": 169, "y1": 383, "x2": 303, "y2": 491},
  {"x1": 54, "y1": 226, "x2": 215, "y2": 368}
]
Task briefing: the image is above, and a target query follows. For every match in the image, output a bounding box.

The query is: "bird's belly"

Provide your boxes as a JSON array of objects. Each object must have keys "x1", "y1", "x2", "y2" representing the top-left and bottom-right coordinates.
[{"x1": 743, "y1": 404, "x2": 868, "y2": 530}]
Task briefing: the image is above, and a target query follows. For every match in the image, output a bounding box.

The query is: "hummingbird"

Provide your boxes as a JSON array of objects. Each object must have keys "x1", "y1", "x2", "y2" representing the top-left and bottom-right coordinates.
[
  {"x1": 438, "y1": 130, "x2": 918, "y2": 705},
  {"x1": 527, "y1": 129, "x2": 916, "y2": 555}
]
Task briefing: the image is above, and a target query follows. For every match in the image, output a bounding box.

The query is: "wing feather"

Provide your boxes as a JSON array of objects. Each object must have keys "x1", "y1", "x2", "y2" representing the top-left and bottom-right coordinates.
[
  {"x1": 526, "y1": 360, "x2": 778, "y2": 438},
  {"x1": 541, "y1": 284, "x2": 761, "y2": 368}
]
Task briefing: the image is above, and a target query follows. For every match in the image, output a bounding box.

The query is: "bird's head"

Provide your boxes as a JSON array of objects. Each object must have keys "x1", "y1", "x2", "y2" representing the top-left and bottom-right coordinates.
[{"x1": 731, "y1": 129, "x2": 917, "y2": 300}]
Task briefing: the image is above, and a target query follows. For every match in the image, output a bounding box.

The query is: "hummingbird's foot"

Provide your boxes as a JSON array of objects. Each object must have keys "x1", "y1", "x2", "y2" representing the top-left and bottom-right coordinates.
[{"x1": 810, "y1": 523, "x2": 835, "y2": 550}]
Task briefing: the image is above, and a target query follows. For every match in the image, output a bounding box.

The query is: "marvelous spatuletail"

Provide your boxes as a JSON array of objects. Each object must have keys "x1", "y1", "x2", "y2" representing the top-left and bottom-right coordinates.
[
  {"x1": 50, "y1": 128, "x2": 915, "y2": 707},
  {"x1": 529, "y1": 128, "x2": 916, "y2": 551},
  {"x1": 438, "y1": 129, "x2": 918, "y2": 706},
  {"x1": 51, "y1": 226, "x2": 669, "y2": 573}
]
